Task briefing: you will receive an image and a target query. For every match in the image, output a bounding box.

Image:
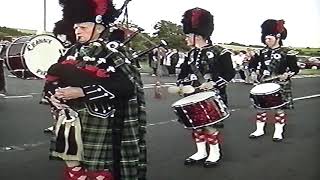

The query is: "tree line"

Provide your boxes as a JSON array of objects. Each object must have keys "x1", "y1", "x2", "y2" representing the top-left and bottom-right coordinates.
[
  {"x1": 0, "y1": 26, "x2": 31, "y2": 41},
  {"x1": 1, "y1": 21, "x2": 319, "y2": 56}
]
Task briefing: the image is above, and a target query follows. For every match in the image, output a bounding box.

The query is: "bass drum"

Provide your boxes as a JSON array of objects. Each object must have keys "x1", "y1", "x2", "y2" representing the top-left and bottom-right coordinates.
[{"x1": 5, "y1": 34, "x2": 64, "y2": 79}]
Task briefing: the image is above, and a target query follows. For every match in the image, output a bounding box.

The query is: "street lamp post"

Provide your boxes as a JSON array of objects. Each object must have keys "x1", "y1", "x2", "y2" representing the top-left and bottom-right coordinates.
[{"x1": 44, "y1": 0, "x2": 47, "y2": 32}]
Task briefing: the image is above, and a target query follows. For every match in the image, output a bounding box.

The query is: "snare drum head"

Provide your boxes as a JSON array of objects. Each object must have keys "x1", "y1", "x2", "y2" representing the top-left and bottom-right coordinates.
[
  {"x1": 172, "y1": 91, "x2": 216, "y2": 107},
  {"x1": 250, "y1": 83, "x2": 280, "y2": 95},
  {"x1": 24, "y1": 34, "x2": 64, "y2": 78}
]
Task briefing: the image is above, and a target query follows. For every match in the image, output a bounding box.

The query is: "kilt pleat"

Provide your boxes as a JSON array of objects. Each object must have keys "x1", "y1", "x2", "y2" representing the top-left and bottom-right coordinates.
[{"x1": 278, "y1": 79, "x2": 294, "y2": 109}]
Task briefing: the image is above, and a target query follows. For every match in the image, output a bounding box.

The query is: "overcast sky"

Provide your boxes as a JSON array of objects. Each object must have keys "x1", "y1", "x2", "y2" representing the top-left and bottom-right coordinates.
[{"x1": 0, "y1": 0, "x2": 319, "y2": 47}]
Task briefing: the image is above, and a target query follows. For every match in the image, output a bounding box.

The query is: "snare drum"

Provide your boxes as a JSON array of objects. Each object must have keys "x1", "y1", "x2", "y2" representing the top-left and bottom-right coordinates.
[
  {"x1": 250, "y1": 83, "x2": 287, "y2": 110},
  {"x1": 5, "y1": 34, "x2": 64, "y2": 79},
  {"x1": 172, "y1": 91, "x2": 229, "y2": 129}
]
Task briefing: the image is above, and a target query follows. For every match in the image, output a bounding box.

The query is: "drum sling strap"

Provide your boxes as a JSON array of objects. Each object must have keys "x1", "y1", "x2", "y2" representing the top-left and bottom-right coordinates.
[
  {"x1": 188, "y1": 47, "x2": 215, "y2": 85},
  {"x1": 189, "y1": 62, "x2": 206, "y2": 84},
  {"x1": 189, "y1": 52, "x2": 229, "y2": 105}
]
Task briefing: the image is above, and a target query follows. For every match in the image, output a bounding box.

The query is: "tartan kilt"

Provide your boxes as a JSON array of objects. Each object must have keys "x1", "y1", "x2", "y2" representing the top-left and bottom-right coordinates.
[
  {"x1": 277, "y1": 79, "x2": 293, "y2": 109},
  {"x1": 49, "y1": 100, "x2": 147, "y2": 180},
  {"x1": 49, "y1": 64, "x2": 147, "y2": 180}
]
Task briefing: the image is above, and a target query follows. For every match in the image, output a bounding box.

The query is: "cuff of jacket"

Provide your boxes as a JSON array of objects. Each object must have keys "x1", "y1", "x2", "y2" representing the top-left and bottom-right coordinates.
[{"x1": 82, "y1": 85, "x2": 115, "y2": 101}]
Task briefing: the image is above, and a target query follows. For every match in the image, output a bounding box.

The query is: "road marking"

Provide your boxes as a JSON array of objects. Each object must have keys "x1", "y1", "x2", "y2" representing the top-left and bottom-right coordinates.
[
  {"x1": 29, "y1": 92, "x2": 42, "y2": 95},
  {"x1": 143, "y1": 83, "x2": 176, "y2": 89},
  {"x1": 3, "y1": 95, "x2": 33, "y2": 99},
  {"x1": 293, "y1": 94, "x2": 320, "y2": 101},
  {"x1": 0, "y1": 141, "x2": 47, "y2": 153},
  {"x1": 147, "y1": 119, "x2": 178, "y2": 127}
]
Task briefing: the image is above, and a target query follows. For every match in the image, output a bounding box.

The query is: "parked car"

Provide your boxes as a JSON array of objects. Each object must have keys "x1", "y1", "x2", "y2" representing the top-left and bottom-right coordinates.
[
  {"x1": 305, "y1": 57, "x2": 320, "y2": 69},
  {"x1": 297, "y1": 61, "x2": 306, "y2": 69},
  {"x1": 296, "y1": 56, "x2": 309, "y2": 69}
]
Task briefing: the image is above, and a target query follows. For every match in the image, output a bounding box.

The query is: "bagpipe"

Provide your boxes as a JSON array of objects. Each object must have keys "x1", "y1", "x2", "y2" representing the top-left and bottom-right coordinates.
[
  {"x1": 43, "y1": 0, "x2": 137, "y2": 104},
  {"x1": 43, "y1": 28, "x2": 139, "y2": 104},
  {"x1": 44, "y1": 28, "x2": 168, "y2": 93},
  {"x1": 44, "y1": 35, "x2": 168, "y2": 107},
  {"x1": 43, "y1": 0, "x2": 169, "y2": 104}
]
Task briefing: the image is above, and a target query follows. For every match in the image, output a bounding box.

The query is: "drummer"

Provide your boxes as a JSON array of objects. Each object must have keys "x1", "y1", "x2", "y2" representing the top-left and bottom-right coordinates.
[
  {"x1": 176, "y1": 8, "x2": 235, "y2": 167},
  {"x1": 248, "y1": 19, "x2": 299, "y2": 141}
]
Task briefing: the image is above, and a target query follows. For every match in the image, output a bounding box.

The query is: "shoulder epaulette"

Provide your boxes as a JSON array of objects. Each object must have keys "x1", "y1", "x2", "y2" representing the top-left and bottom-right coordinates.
[
  {"x1": 287, "y1": 50, "x2": 299, "y2": 56},
  {"x1": 203, "y1": 45, "x2": 231, "y2": 56}
]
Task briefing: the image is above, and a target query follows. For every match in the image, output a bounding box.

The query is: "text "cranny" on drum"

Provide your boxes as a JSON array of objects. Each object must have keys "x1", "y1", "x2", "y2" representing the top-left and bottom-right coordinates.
[{"x1": 27, "y1": 38, "x2": 53, "y2": 51}]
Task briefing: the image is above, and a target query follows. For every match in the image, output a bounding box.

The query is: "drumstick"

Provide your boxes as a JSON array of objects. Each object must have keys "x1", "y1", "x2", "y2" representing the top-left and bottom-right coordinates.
[
  {"x1": 184, "y1": 83, "x2": 216, "y2": 93},
  {"x1": 261, "y1": 75, "x2": 281, "y2": 82},
  {"x1": 167, "y1": 86, "x2": 181, "y2": 94},
  {"x1": 261, "y1": 72, "x2": 295, "y2": 82},
  {"x1": 181, "y1": 85, "x2": 196, "y2": 94},
  {"x1": 168, "y1": 85, "x2": 195, "y2": 94},
  {"x1": 168, "y1": 84, "x2": 215, "y2": 95}
]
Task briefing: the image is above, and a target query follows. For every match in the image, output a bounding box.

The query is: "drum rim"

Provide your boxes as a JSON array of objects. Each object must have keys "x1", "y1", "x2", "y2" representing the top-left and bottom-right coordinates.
[
  {"x1": 250, "y1": 83, "x2": 281, "y2": 95},
  {"x1": 250, "y1": 89, "x2": 280, "y2": 95},
  {"x1": 253, "y1": 101, "x2": 288, "y2": 110},
  {"x1": 183, "y1": 112, "x2": 230, "y2": 129},
  {"x1": 5, "y1": 36, "x2": 30, "y2": 78},
  {"x1": 171, "y1": 91, "x2": 217, "y2": 107}
]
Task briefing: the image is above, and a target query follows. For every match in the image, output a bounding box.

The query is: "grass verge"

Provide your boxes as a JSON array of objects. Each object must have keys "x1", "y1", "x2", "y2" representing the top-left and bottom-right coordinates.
[{"x1": 299, "y1": 69, "x2": 320, "y2": 75}]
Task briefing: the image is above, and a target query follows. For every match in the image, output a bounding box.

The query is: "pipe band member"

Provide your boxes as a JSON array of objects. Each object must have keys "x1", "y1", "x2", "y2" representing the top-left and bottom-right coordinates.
[
  {"x1": 45, "y1": 0, "x2": 147, "y2": 179},
  {"x1": 177, "y1": 7, "x2": 235, "y2": 168},
  {"x1": 249, "y1": 19, "x2": 299, "y2": 142}
]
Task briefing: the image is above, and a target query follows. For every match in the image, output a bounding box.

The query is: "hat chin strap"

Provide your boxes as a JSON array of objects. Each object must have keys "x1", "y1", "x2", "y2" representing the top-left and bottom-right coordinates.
[
  {"x1": 192, "y1": 34, "x2": 196, "y2": 47},
  {"x1": 88, "y1": 24, "x2": 97, "y2": 43}
]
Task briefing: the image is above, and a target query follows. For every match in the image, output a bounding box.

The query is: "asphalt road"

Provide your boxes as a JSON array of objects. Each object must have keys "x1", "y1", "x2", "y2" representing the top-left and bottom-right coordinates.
[{"x1": 0, "y1": 71, "x2": 319, "y2": 180}]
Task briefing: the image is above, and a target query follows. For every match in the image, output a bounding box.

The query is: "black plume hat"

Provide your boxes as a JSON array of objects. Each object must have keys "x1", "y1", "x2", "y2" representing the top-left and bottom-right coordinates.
[
  {"x1": 59, "y1": 0, "x2": 119, "y2": 25},
  {"x1": 53, "y1": 20, "x2": 76, "y2": 44},
  {"x1": 261, "y1": 19, "x2": 287, "y2": 44},
  {"x1": 181, "y1": 7, "x2": 214, "y2": 39}
]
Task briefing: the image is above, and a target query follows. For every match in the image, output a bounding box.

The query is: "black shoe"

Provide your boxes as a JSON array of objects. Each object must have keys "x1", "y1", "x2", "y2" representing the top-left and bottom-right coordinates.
[
  {"x1": 39, "y1": 99, "x2": 49, "y2": 105},
  {"x1": 272, "y1": 138, "x2": 283, "y2": 142},
  {"x1": 249, "y1": 134, "x2": 263, "y2": 139},
  {"x1": 184, "y1": 157, "x2": 206, "y2": 165},
  {"x1": 211, "y1": 122, "x2": 224, "y2": 128},
  {"x1": 43, "y1": 126, "x2": 54, "y2": 133},
  {"x1": 203, "y1": 159, "x2": 220, "y2": 168}
]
